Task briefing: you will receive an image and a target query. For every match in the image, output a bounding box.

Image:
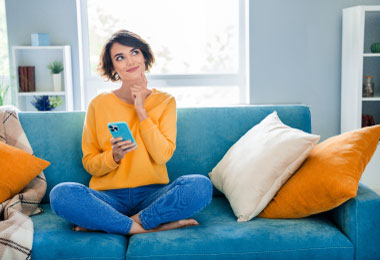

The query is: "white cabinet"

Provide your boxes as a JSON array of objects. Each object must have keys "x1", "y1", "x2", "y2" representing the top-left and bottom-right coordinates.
[
  {"x1": 12, "y1": 46, "x2": 73, "y2": 111},
  {"x1": 341, "y1": 5, "x2": 380, "y2": 192}
]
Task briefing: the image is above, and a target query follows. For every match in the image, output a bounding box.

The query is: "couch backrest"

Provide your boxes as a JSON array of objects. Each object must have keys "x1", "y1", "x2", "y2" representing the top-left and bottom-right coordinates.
[
  {"x1": 19, "y1": 112, "x2": 87, "y2": 203},
  {"x1": 19, "y1": 105, "x2": 311, "y2": 203}
]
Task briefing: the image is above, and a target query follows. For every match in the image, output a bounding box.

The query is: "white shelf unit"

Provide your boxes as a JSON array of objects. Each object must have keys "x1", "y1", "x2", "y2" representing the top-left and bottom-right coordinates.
[
  {"x1": 341, "y1": 5, "x2": 380, "y2": 193},
  {"x1": 12, "y1": 46, "x2": 73, "y2": 111}
]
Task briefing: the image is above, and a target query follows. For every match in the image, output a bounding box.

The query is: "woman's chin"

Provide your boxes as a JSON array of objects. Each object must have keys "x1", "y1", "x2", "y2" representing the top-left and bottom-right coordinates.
[{"x1": 121, "y1": 73, "x2": 140, "y2": 82}]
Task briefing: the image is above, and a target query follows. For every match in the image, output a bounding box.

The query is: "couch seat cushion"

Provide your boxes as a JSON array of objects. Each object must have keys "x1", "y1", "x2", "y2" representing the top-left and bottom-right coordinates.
[
  {"x1": 126, "y1": 197, "x2": 353, "y2": 260},
  {"x1": 31, "y1": 204, "x2": 127, "y2": 260}
]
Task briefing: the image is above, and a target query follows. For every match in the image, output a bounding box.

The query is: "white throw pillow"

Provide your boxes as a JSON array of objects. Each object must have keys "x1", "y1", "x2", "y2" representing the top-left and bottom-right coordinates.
[{"x1": 209, "y1": 111, "x2": 320, "y2": 222}]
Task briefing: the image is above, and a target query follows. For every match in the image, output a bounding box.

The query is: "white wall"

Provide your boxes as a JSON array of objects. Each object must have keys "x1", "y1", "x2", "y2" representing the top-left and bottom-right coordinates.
[
  {"x1": 5, "y1": 0, "x2": 82, "y2": 110},
  {"x1": 250, "y1": 0, "x2": 380, "y2": 140},
  {"x1": 5, "y1": 0, "x2": 380, "y2": 139}
]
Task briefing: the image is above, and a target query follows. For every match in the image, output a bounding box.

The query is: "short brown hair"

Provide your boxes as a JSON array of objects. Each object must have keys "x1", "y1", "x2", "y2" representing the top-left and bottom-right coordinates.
[{"x1": 98, "y1": 30, "x2": 155, "y2": 81}]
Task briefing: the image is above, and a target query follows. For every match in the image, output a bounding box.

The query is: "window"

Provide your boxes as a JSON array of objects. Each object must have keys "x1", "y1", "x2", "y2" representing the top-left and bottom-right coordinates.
[
  {"x1": 0, "y1": 0, "x2": 10, "y2": 105},
  {"x1": 80, "y1": 0, "x2": 249, "y2": 108},
  {"x1": 0, "y1": 0, "x2": 9, "y2": 77}
]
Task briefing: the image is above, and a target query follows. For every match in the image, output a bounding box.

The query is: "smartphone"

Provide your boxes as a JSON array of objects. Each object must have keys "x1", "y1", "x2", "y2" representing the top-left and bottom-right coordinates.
[{"x1": 107, "y1": 121, "x2": 137, "y2": 148}]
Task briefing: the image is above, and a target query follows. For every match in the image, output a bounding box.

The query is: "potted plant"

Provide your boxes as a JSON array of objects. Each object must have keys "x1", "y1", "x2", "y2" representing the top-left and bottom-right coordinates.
[
  {"x1": 47, "y1": 60, "x2": 64, "y2": 92},
  {"x1": 31, "y1": 95, "x2": 63, "y2": 111}
]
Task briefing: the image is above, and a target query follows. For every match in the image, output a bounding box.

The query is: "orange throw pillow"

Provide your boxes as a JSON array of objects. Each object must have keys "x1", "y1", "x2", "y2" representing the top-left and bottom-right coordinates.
[
  {"x1": 259, "y1": 125, "x2": 380, "y2": 218},
  {"x1": 0, "y1": 142, "x2": 50, "y2": 203}
]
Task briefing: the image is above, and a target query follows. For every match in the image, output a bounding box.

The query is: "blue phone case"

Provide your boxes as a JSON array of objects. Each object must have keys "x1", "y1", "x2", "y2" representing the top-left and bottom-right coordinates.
[{"x1": 107, "y1": 122, "x2": 137, "y2": 147}]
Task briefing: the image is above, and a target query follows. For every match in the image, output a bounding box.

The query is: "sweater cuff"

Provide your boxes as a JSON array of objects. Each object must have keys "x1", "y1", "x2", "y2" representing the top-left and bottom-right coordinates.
[
  {"x1": 139, "y1": 117, "x2": 156, "y2": 135},
  {"x1": 105, "y1": 150, "x2": 119, "y2": 170}
]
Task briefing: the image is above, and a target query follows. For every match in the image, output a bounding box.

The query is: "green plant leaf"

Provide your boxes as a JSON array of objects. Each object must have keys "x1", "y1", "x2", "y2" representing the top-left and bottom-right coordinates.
[
  {"x1": 0, "y1": 81, "x2": 10, "y2": 106},
  {"x1": 48, "y1": 60, "x2": 64, "y2": 74}
]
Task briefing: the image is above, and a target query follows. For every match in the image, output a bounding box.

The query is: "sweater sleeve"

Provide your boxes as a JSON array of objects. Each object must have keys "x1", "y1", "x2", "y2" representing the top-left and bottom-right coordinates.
[
  {"x1": 82, "y1": 103, "x2": 119, "y2": 176},
  {"x1": 139, "y1": 97, "x2": 177, "y2": 165}
]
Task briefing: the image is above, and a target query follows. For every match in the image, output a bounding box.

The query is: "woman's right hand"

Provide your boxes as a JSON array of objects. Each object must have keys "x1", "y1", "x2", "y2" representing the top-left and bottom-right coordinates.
[{"x1": 111, "y1": 137, "x2": 137, "y2": 163}]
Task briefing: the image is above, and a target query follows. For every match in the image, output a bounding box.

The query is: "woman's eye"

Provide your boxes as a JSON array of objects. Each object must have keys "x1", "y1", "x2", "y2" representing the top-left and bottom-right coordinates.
[
  {"x1": 116, "y1": 56, "x2": 123, "y2": 61},
  {"x1": 132, "y1": 50, "x2": 139, "y2": 56}
]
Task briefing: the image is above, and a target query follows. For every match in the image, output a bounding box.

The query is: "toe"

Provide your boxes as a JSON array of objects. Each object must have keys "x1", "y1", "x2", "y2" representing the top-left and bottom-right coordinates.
[{"x1": 189, "y1": 219, "x2": 199, "y2": 225}]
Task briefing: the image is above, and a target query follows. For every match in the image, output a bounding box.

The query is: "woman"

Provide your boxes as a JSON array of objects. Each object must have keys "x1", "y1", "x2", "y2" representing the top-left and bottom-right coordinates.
[{"x1": 50, "y1": 30, "x2": 213, "y2": 235}]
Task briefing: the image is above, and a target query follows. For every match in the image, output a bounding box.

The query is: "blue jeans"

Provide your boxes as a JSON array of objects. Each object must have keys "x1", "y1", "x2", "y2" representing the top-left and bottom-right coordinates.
[{"x1": 49, "y1": 174, "x2": 213, "y2": 235}]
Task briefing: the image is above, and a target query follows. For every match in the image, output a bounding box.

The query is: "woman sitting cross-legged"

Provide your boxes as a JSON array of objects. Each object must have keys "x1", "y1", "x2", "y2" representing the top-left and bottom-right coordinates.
[{"x1": 49, "y1": 30, "x2": 213, "y2": 235}]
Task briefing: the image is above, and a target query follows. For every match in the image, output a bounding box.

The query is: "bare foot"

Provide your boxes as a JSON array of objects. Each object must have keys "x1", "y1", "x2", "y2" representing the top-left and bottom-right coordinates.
[
  {"x1": 152, "y1": 219, "x2": 199, "y2": 232},
  {"x1": 72, "y1": 225, "x2": 94, "y2": 232},
  {"x1": 73, "y1": 219, "x2": 199, "y2": 234},
  {"x1": 129, "y1": 218, "x2": 199, "y2": 234}
]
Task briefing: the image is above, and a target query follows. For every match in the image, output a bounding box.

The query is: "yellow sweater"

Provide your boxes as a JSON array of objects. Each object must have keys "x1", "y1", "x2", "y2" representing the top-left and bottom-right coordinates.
[{"x1": 82, "y1": 89, "x2": 176, "y2": 190}]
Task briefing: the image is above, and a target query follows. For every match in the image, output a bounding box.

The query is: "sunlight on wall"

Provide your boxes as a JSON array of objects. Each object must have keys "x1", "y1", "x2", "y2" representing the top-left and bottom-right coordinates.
[
  {"x1": 0, "y1": 0, "x2": 9, "y2": 77},
  {"x1": 0, "y1": 0, "x2": 10, "y2": 106}
]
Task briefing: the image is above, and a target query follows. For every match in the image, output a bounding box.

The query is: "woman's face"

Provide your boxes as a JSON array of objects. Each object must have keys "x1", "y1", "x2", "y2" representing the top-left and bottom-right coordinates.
[{"x1": 110, "y1": 42, "x2": 146, "y2": 82}]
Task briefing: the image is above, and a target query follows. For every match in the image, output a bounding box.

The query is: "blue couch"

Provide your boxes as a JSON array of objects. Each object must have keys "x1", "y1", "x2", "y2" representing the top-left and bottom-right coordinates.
[{"x1": 19, "y1": 105, "x2": 380, "y2": 260}]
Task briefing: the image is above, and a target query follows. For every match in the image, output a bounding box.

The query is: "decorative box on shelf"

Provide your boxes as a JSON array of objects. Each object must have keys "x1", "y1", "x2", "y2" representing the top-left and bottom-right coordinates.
[{"x1": 31, "y1": 33, "x2": 50, "y2": 46}]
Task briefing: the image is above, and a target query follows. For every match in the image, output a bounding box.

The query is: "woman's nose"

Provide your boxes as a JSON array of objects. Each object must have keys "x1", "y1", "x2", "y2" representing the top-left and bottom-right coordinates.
[{"x1": 125, "y1": 56, "x2": 133, "y2": 66}]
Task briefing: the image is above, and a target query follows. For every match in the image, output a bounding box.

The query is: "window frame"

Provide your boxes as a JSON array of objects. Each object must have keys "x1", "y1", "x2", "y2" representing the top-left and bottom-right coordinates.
[{"x1": 78, "y1": 0, "x2": 250, "y2": 108}]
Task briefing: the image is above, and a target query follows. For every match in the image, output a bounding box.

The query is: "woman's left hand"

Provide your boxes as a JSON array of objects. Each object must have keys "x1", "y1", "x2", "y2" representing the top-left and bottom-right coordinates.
[{"x1": 131, "y1": 71, "x2": 149, "y2": 110}]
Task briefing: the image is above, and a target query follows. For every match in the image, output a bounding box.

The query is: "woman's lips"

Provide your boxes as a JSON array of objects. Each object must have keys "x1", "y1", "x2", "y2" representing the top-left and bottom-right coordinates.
[{"x1": 127, "y1": 66, "x2": 139, "y2": 73}]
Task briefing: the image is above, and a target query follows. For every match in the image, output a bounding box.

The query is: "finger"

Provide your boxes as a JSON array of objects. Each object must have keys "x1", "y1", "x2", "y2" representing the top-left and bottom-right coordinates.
[
  {"x1": 111, "y1": 137, "x2": 123, "y2": 145},
  {"x1": 141, "y1": 73, "x2": 147, "y2": 89},
  {"x1": 113, "y1": 139, "x2": 130, "y2": 146},
  {"x1": 131, "y1": 84, "x2": 143, "y2": 91},
  {"x1": 131, "y1": 90, "x2": 140, "y2": 99},
  {"x1": 116, "y1": 141, "x2": 135, "y2": 151},
  {"x1": 120, "y1": 142, "x2": 136, "y2": 151},
  {"x1": 141, "y1": 71, "x2": 147, "y2": 84},
  {"x1": 123, "y1": 144, "x2": 137, "y2": 153},
  {"x1": 115, "y1": 140, "x2": 131, "y2": 147},
  {"x1": 112, "y1": 140, "x2": 131, "y2": 149},
  {"x1": 131, "y1": 88, "x2": 143, "y2": 96},
  {"x1": 130, "y1": 87, "x2": 139, "y2": 93}
]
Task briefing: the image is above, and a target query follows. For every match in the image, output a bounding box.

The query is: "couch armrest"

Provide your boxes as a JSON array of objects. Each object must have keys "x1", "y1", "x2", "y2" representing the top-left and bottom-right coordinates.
[{"x1": 329, "y1": 183, "x2": 380, "y2": 260}]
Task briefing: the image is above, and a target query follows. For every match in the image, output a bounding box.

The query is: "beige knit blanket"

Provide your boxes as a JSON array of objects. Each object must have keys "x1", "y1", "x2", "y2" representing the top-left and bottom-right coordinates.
[{"x1": 0, "y1": 106, "x2": 46, "y2": 260}]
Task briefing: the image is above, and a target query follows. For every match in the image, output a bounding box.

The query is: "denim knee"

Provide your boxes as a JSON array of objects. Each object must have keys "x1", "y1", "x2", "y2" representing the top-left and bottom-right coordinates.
[
  {"x1": 180, "y1": 174, "x2": 213, "y2": 207},
  {"x1": 139, "y1": 175, "x2": 213, "y2": 230},
  {"x1": 50, "y1": 182, "x2": 85, "y2": 215}
]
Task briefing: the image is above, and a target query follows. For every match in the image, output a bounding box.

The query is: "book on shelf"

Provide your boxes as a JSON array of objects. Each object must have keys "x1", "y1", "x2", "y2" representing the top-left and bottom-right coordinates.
[
  {"x1": 18, "y1": 66, "x2": 35, "y2": 92},
  {"x1": 18, "y1": 66, "x2": 25, "y2": 92},
  {"x1": 27, "y1": 66, "x2": 35, "y2": 92},
  {"x1": 362, "y1": 114, "x2": 376, "y2": 127}
]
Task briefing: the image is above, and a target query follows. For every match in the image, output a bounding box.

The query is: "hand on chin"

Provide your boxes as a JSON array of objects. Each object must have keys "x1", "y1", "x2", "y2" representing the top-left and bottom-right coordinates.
[{"x1": 127, "y1": 70, "x2": 144, "y2": 83}]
